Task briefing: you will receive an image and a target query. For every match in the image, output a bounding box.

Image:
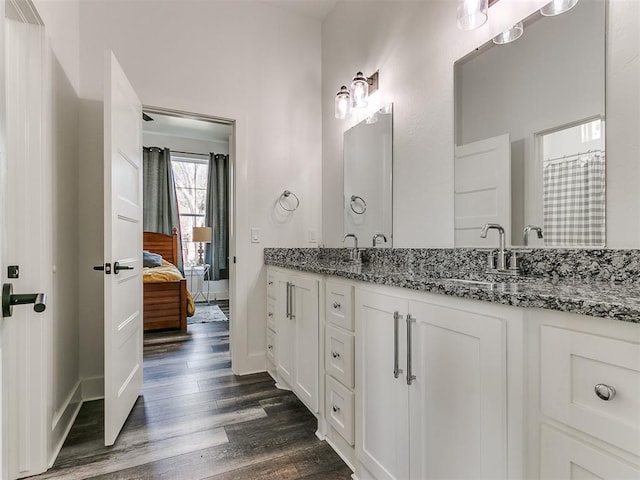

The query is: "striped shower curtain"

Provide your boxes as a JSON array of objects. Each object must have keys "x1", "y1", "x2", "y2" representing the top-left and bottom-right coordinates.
[{"x1": 543, "y1": 152, "x2": 605, "y2": 247}]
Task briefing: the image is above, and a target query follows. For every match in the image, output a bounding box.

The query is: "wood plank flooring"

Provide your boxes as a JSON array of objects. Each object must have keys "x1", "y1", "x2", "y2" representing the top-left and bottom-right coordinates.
[{"x1": 30, "y1": 321, "x2": 352, "y2": 480}]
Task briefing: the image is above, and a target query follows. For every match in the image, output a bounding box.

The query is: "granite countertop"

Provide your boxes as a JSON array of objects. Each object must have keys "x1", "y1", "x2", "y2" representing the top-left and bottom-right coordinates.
[{"x1": 265, "y1": 258, "x2": 640, "y2": 324}]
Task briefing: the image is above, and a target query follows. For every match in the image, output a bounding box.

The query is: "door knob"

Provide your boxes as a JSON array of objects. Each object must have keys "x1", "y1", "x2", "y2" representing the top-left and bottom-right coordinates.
[
  {"x1": 113, "y1": 261, "x2": 134, "y2": 275},
  {"x1": 2, "y1": 283, "x2": 47, "y2": 318},
  {"x1": 93, "y1": 263, "x2": 111, "y2": 274}
]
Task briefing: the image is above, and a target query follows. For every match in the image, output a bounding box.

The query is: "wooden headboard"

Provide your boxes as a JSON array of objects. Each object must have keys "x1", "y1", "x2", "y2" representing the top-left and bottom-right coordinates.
[{"x1": 143, "y1": 228, "x2": 179, "y2": 266}]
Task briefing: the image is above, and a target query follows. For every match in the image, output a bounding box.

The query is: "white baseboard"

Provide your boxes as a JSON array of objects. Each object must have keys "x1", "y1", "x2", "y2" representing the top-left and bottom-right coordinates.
[
  {"x1": 81, "y1": 375, "x2": 104, "y2": 401},
  {"x1": 49, "y1": 381, "x2": 83, "y2": 467}
]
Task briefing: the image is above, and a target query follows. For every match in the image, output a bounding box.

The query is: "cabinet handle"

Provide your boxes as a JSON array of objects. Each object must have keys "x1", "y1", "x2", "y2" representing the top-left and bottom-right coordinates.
[
  {"x1": 289, "y1": 283, "x2": 295, "y2": 320},
  {"x1": 393, "y1": 311, "x2": 403, "y2": 379},
  {"x1": 332, "y1": 405, "x2": 340, "y2": 413},
  {"x1": 332, "y1": 301, "x2": 341, "y2": 309},
  {"x1": 267, "y1": 344, "x2": 273, "y2": 350},
  {"x1": 268, "y1": 280, "x2": 273, "y2": 286},
  {"x1": 268, "y1": 312, "x2": 273, "y2": 317},
  {"x1": 286, "y1": 282, "x2": 291, "y2": 319},
  {"x1": 594, "y1": 383, "x2": 616, "y2": 401},
  {"x1": 406, "y1": 314, "x2": 416, "y2": 386},
  {"x1": 331, "y1": 351, "x2": 340, "y2": 359}
]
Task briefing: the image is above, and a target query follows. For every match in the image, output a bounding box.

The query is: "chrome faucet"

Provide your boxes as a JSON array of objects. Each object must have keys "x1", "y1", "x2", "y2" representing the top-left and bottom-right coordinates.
[
  {"x1": 372, "y1": 233, "x2": 387, "y2": 246},
  {"x1": 480, "y1": 223, "x2": 507, "y2": 270},
  {"x1": 523, "y1": 225, "x2": 544, "y2": 246},
  {"x1": 343, "y1": 233, "x2": 361, "y2": 263}
]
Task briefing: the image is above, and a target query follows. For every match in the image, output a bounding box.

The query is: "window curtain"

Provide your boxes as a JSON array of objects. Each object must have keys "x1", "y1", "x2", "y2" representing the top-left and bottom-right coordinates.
[
  {"x1": 143, "y1": 147, "x2": 183, "y2": 271},
  {"x1": 543, "y1": 152, "x2": 605, "y2": 247},
  {"x1": 204, "y1": 153, "x2": 229, "y2": 280}
]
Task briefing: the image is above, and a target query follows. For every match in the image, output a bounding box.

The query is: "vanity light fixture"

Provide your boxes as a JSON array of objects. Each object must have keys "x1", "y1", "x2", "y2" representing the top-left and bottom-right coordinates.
[
  {"x1": 540, "y1": 0, "x2": 579, "y2": 16},
  {"x1": 334, "y1": 71, "x2": 379, "y2": 119},
  {"x1": 456, "y1": 0, "x2": 488, "y2": 31},
  {"x1": 493, "y1": 21, "x2": 523, "y2": 44},
  {"x1": 335, "y1": 85, "x2": 352, "y2": 119}
]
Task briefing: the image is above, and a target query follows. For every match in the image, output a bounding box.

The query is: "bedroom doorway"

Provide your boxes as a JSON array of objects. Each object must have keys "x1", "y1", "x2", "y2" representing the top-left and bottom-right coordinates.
[{"x1": 141, "y1": 107, "x2": 235, "y2": 351}]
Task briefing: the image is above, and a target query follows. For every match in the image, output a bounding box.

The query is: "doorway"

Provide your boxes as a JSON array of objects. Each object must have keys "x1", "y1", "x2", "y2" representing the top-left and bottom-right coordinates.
[{"x1": 141, "y1": 107, "x2": 235, "y2": 351}]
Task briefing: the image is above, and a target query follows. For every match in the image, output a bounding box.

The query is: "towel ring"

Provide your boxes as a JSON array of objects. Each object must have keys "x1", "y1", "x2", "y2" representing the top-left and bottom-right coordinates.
[
  {"x1": 278, "y1": 190, "x2": 300, "y2": 212},
  {"x1": 350, "y1": 195, "x2": 367, "y2": 215}
]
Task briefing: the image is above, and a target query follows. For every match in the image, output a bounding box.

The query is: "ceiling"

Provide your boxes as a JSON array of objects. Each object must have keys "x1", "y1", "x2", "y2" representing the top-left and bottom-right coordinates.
[
  {"x1": 266, "y1": 0, "x2": 338, "y2": 20},
  {"x1": 143, "y1": 112, "x2": 232, "y2": 143}
]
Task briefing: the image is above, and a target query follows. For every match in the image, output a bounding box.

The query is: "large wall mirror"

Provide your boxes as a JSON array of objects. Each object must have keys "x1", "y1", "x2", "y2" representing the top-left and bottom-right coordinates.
[
  {"x1": 454, "y1": 0, "x2": 605, "y2": 248},
  {"x1": 344, "y1": 104, "x2": 393, "y2": 247}
]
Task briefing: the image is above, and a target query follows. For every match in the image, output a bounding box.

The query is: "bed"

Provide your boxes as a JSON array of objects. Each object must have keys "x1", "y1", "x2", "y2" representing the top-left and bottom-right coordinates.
[{"x1": 143, "y1": 229, "x2": 194, "y2": 332}]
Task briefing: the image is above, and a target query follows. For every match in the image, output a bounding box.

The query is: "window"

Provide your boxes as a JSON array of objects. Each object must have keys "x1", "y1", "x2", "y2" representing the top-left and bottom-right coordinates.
[{"x1": 171, "y1": 156, "x2": 209, "y2": 266}]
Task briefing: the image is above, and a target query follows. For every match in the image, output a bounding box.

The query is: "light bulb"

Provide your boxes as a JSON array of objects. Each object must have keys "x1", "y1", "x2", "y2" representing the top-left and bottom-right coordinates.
[
  {"x1": 350, "y1": 72, "x2": 369, "y2": 109},
  {"x1": 335, "y1": 85, "x2": 351, "y2": 119}
]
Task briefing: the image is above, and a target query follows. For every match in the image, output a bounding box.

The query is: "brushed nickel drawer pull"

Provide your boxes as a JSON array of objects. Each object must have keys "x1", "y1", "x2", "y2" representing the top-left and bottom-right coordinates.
[
  {"x1": 332, "y1": 405, "x2": 340, "y2": 413},
  {"x1": 331, "y1": 351, "x2": 340, "y2": 359},
  {"x1": 332, "y1": 301, "x2": 341, "y2": 309},
  {"x1": 594, "y1": 383, "x2": 616, "y2": 401}
]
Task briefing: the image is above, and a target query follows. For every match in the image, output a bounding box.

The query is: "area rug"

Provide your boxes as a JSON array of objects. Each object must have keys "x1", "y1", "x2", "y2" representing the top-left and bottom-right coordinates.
[{"x1": 188, "y1": 304, "x2": 229, "y2": 324}]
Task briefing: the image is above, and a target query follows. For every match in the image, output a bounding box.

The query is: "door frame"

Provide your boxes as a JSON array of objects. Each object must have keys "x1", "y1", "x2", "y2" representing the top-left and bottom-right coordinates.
[{"x1": 142, "y1": 105, "x2": 248, "y2": 373}]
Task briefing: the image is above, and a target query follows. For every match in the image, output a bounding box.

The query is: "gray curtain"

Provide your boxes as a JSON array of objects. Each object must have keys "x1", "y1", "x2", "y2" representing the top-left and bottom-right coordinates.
[
  {"x1": 143, "y1": 147, "x2": 183, "y2": 271},
  {"x1": 204, "y1": 153, "x2": 229, "y2": 280}
]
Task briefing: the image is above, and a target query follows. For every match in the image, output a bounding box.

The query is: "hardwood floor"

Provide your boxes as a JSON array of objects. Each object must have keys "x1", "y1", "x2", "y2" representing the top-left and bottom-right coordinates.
[{"x1": 30, "y1": 322, "x2": 352, "y2": 479}]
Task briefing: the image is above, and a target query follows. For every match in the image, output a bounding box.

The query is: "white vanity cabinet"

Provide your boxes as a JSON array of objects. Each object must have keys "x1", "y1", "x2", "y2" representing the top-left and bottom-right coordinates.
[
  {"x1": 269, "y1": 267, "x2": 320, "y2": 414},
  {"x1": 528, "y1": 310, "x2": 640, "y2": 479},
  {"x1": 356, "y1": 285, "x2": 512, "y2": 480}
]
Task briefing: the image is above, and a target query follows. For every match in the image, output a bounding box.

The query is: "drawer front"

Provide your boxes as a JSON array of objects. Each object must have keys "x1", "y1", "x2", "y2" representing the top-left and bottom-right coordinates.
[
  {"x1": 267, "y1": 299, "x2": 275, "y2": 331},
  {"x1": 266, "y1": 270, "x2": 276, "y2": 299},
  {"x1": 326, "y1": 325, "x2": 355, "y2": 389},
  {"x1": 540, "y1": 424, "x2": 640, "y2": 479},
  {"x1": 326, "y1": 281, "x2": 354, "y2": 331},
  {"x1": 266, "y1": 328, "x2": 276, "y2": 363},
  {"x1": 541, "y1": 325, "x2": 640, "y2": 456},
  {"x1": 326, "y1": 375, "x2": 355, "y2": 445}
]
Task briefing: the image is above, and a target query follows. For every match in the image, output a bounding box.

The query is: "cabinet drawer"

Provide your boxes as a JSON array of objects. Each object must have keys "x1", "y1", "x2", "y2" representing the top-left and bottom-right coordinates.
[
  {"x1": 326, "y1": 324, "x2": 355, "y2": 389},
  {"x1": 326, "y1": 375, "x2": 355, "y2": 446},
  {"x1": 540, "y1": 424, "x2": 640, "y2": 479},
  {"x1": 266, "y1": 328, "x2": 276, "y2": 363},
  {"x1": 267, "y1": 299, "x2": 275, "y2": 331},
  {"x1": 541, "y1": 325, "x2": 640, "y2": 456},
  {"x1": 267, "y1": 270, "x2": 276, "y2": 299},
  {"x1": 326, "y1": 281, "x2": 354, "y2": 331}
]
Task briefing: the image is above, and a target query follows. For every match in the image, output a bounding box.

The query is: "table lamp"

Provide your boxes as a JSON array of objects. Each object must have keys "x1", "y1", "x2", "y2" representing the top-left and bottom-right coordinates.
[{"x1": 192, "y1": 226, "x2": 212, "y2": 265}]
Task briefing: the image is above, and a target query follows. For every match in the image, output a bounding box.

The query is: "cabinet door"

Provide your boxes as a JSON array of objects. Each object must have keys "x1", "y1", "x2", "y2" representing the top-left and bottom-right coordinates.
[
  {"x1": 275, "y1": 275, "x2": 294, "y2": 386},
  {"x1": 291, "y1": 274, "x2": 319, "y2": 413},
  {"x1": 408, "y1": 299, "x2": 507, "y2": 480},
  {"x1": 356, "y1": 289, "x2": 409, "y2": 480}
]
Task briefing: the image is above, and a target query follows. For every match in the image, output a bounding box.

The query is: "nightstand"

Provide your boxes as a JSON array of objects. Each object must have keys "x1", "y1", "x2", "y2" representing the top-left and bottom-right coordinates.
[{"x1": 186, "y1": 264, "x2": 210, "y2": 304}]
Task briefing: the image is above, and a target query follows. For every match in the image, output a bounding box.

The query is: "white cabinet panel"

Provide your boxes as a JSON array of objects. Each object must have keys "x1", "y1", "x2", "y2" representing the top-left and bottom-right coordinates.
[
  {"x1": 326, "y1": 375, "x2": 355, "y2": 446},
  {"x1": 326, "y1": 324, "x2": 355, "y2": 389},
  {"x1": 326, "y1": 281, "x2": 354, "y2": 331},
  {"x1": 356, "y1": 289, "x2": 410, "y2": 480},
  {"x1": 541, "y1": 424, "x2": 640, "y2": 480},
  {"x1": 541, "y1": 325, "x2": 640, "y2": 456},
  {"x1": 408, "y1": 299, "x2": 507, "y2": 480}
]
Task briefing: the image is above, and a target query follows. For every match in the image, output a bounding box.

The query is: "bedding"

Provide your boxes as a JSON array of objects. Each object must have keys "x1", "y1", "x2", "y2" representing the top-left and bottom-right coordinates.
[
  {"x1": 144, "y1": 259, "x2": 195, "y2": 317},
  {"x1": 143, "y1": 250, "x2": 163, "y2": 268}
]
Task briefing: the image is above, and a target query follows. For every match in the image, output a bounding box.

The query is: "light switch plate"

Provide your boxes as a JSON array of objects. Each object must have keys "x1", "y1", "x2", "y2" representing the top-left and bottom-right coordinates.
[
  {"x1": 251, "y1": 228, "x2": 260, "y2": 243},
  {"x1": 308, "y1": 229, "x2": 317, "y2": 243}
]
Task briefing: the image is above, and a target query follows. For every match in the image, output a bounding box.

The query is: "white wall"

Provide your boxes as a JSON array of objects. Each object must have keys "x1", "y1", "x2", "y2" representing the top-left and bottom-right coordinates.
[
  {"x1": 77, "y1": 0, "x2": 322, "y2": 376},
  {"x1": 322, "y1": 0, "x2": 640, "y2": 249}
]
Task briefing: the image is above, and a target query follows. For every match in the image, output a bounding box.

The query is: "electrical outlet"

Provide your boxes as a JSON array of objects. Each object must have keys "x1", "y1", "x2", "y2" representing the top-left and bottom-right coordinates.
[
  {"x1": 308, "y1": 229, "x2": 317, "y2": 243},
  {"x1": 251, "y1": 228, "x2": 260, "y2": 243}
]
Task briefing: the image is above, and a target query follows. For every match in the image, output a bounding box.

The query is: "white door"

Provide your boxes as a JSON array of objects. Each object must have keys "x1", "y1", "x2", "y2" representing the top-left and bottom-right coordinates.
[
  {"x1": 454, "y1": 134, "x2": 511, "y2": 246},
  {"x1": 355, "y1": 289, "x2": 409, "y2": 480},
  {"x1": 102, "y1": 52, "x2": 143, "y2": 446},
  {"x1": 3, "y1": 8, "x2": 51, "y2": 478},
  {"x1": 408, "y1": 299, "x2": 507, "y2": 479},
  {"x1": 291, "y1": 274, "x2": 319, "y2": 414}
]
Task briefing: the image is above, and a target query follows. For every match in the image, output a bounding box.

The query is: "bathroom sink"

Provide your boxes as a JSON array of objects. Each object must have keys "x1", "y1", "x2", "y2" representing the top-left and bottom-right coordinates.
[{"x1": 442, "y1": 278, "x2": 496, "y2": 287}]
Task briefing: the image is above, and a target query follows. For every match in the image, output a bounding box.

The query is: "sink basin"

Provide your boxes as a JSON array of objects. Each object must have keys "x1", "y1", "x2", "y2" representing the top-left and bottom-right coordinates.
[{"x1": 442, "y1": 278, "x2": 496, "y2": 287}]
